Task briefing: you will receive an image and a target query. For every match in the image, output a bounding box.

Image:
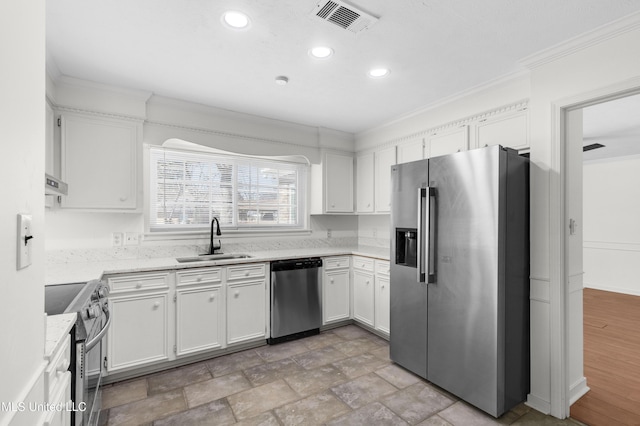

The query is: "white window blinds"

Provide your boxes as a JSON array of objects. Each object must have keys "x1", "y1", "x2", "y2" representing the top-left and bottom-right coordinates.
[{"x1": 149, "y1": 147, "x2": 306, "y2": 231}]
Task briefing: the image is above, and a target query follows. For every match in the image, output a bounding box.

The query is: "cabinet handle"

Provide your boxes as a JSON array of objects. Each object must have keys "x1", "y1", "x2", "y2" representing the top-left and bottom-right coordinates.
[
  {"x1": 234, "y1": 291, "x2": 240, "y2": 298},
  {"x1": 136, "y1": 282, "x2": 142, "y2": 289},
  {"x1": 196, "y1": 275, "x2": 203, "y2": 282},
  {"x1": 119, "y1": 196, "x2": 128, "y2": 202},
  {"x1": 366, "y1": 280, "x2": 370, "y2": 285},
  {"x1": 244, "y1": 271, "x2": 250, "y2": 277},
  {"x1": 210, "y1": 294, "x2": 216, "y2": 301},
  {"x1": 337, "y1": 262, "x2": 341, "y2": 267},
  {"x1": 381, "y1": 285, "x2": 385, "y2": 289},
  {"x1": 330, "y1": 278, "x2": 334, "y2": 284},
  {"x1": 153, "y1": 301, "x2": 160, "y2": 309},
  {"x1": 331, "y1": 204, "x2": 335, "y2": 208}
]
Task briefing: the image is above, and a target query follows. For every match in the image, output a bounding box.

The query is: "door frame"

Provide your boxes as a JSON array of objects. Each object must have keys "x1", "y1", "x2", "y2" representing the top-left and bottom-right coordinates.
[{"x1": 550, "y1": 76, "x2": 640, "y2": 418}]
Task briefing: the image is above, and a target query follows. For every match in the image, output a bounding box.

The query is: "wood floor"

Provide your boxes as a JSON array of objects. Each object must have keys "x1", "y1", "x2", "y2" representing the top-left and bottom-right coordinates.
[{"x1": 570, "y1": 288, "x2": 640, "y2": 426}]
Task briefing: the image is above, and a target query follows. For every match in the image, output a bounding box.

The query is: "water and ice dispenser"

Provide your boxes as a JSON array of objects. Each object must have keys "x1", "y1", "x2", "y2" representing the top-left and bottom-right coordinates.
[{"x1": 395, "y1": 228, "x2": 417, "y2": 267}]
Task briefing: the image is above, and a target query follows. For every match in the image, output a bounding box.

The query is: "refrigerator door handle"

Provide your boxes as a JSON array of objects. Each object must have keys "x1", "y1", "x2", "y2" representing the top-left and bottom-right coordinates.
[
  {"x1": 426, "y1": 187, "x2": 437, "y2": 284},
  {"x1": 417, "y1": 187, "x2": 426, "y2": 283}
]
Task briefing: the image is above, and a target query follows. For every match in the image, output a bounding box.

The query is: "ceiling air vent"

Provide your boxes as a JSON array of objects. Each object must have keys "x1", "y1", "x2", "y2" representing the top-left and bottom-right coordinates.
[
  {"x1": 310, "y1": 0, "x2": 379, "y2": 34},
  {"x1": 583, "y1": 143, "x2": 605, "y2": 152}
]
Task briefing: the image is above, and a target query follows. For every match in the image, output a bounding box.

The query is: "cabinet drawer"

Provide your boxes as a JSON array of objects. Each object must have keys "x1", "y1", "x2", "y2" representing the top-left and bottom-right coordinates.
[
  {"x1": 176, "y1": 268, "x2": 222, "y2": 286},
  {"x1": 323, "y1": 256, "x2": 350, "y2": 270},
  {"x1": 375, "y1": 260, "x2": 391, "y2": 276},
  {"x1": 352, "y1": 256, "x2": 374, "y2": 272},
  {"x1": 227, "y1": 263, "x2": 266, "y2": 281},
  {"x1": 45, "y1": 334, "x2": 70, "y2": 403},
  {"x1": 107, "y1": 272, "x2": 170, "y2": 293}
]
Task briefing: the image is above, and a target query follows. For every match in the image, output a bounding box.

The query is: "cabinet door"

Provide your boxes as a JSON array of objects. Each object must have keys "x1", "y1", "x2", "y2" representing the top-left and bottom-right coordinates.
[
  {"x1": 475, "y1": 109, "x2": 528, "y2": 150},
  {"x1": 227, "y1": 280, "x2": 266, "y2": 345},
  {"x1": 427, "y1": 126, "x2": 469, "y2": 158},
  {"x1": 325, "y1": 153, "x2": 354, "y2": 213},
  {"x1": 107, "y1": 292, "x2": 169, "y2": 372},
  {"x1": 375, "y1": 146, "x2": 396, "y2": 212},
  {"x1": 323, "y1": 269, "x2": 350, "y2": 324},
  {"x1": 352, "y1": 270, "x2": 375, "y2": 327},
  {"x1": 397, "y1": 138, "x2": 424, "y2": 164},
  {"x1": 375, "y1": 275, "x2": 390, "y2": 335},
  {"x1": 61, "y1": 112, "x2": 140, "y2": 210},
  {"x1": 176, "y1": 285, "x2": 223, "y2": 356},
  {"x1": 356, "y1": 152, "x2": 375, "y2": 213}
]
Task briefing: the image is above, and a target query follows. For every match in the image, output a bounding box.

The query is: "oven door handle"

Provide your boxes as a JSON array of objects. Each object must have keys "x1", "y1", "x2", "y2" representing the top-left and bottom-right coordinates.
[{"x1": 85, "y1": 308, "x2": 111, "y2": 351}]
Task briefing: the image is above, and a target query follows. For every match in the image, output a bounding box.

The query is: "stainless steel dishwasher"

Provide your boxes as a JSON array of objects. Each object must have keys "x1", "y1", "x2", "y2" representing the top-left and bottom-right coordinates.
[{"x1": 269, "y1": 258, "x2": 323, "y2": 344}]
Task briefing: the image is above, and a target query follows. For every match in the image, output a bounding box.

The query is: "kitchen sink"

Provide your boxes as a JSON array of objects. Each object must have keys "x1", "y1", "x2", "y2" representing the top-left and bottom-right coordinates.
[{"x1": 176, "y1": 253, "x2": 253, "y2": 263}]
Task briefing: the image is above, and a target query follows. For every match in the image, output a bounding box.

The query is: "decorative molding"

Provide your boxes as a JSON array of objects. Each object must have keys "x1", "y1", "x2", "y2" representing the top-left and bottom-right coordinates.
[
  {"x1": 364, "y1": 99, "x2": 529, "y2": 152},
  {"x1": 361, "y1": 69, "x2": 530, "y2": 137},
  {"x1": 520, "y1": 11, "x2": 640, "y2": 70},
  {"x1": 55, "y1": 105, "x2": 145, "y2": 124}
]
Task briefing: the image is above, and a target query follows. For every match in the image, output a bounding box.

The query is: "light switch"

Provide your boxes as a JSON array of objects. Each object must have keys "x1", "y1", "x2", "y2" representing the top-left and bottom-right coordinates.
[{"x1": 17, "y1": 213, "x2": 33, "y2": 270}]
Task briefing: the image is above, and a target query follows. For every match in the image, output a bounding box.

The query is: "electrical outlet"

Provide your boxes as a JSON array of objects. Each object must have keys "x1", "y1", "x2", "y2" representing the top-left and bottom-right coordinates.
[
  {"x1": 112, "y1": 232, "x2": 123, "y2": 247},
  {"x1": 124, "y1": 232, "x2": 139, "y2": 246},
  {"x1": 327, "y1": 229, "x2": 332, "y2": 238}
]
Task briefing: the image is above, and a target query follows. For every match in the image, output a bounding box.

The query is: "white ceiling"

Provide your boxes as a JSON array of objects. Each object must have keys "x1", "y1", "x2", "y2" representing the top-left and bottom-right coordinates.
[{"x1": 46, "y1": 0, "x2": 640, "y2": 134}]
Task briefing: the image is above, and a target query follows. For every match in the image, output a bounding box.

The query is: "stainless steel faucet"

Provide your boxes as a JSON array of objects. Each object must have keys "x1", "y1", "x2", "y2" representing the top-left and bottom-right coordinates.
[{"x1": 209, "y1": 217, "x2": 222, "y2": 254}]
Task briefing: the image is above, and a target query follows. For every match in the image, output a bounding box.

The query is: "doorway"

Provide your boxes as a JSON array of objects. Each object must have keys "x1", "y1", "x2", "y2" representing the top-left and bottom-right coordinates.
[{"x1": 564, "y1": 93, "x2": 640, "y2": 424}]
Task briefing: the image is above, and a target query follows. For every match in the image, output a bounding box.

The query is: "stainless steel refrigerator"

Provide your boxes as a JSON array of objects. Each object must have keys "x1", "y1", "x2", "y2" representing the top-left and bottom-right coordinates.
[{"x1": 390, "y1": 145, "x2": 529, "y2": 418}]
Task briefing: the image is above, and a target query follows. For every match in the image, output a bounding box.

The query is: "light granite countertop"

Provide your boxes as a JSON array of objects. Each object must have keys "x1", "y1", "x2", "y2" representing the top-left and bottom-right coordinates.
[
  {"x1": 45, "y1": 313, "x2": 76, "y2": 360},
  {"x1": 46, "y1": 245, "x2": 390, "y2": 285}
]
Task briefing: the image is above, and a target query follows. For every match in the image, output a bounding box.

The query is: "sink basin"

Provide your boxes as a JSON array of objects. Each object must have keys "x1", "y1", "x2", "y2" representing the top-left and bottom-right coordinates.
[{"x1": 176, "y1": 253, "x2": 253, "y2": 263}]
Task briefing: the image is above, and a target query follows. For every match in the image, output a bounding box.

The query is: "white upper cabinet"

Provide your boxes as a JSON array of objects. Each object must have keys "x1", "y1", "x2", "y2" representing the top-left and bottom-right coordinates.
[
  {"x1": 61, "y1": 112, "x2": 141, "y2": 211},
  {"x1": 356, "y1": 152, "x2": 375, "y2": 213},
  {"x1": 426, "y1": 125, "x2": 469, "y2": 158},
  {"x1": 374, "y1": 146, "x2": 396, "y2": 213},
  {"x1": 397, "y1": 137, "x2": 425, "y2": 164},
  {"x1": 311, "y1": 152, "x2": 354, "y2": 214},
  {"x1": 474, "y1": 107, "x2": 529, "y2": 151}
]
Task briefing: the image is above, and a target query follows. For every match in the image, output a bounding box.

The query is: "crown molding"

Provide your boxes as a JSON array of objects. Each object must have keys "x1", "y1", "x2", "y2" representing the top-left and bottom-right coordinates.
[{"x1": 520, "y1": 11, "x2": 640, "y2": 70}]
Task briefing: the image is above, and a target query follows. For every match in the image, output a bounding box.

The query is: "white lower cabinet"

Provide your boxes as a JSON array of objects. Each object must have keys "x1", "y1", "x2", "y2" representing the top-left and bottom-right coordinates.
[
  {"x1": 226, "y1": 264, "x2": 268, "y2": 345},
  {"x1": 176, "y1": 268, "x2": 223, "y2": 356},
  {"x1": 322, "y1": 256, "x2": 351, "y2": 324},
  {"x1": 374, "y1": 260, "x2": 391, "y2": 335},
  {"x1": 106, "y1": 272, "x2": 172, "y2": 373},
  {"x1": 352, "y1": 257, "x2": 375, "y2": 327},
  {"x1": 108, "y1": 291, "x2": 170, "y2": 372}
]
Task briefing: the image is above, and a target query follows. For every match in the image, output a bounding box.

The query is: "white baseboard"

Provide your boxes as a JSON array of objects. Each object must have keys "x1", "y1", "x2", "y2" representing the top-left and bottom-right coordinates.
[
  {"x1": 526, "y1": 393, "x2": 551, "y2": 415},
  {"x1": 569, "y1": 376, "x2": 590, "y2": 405},
  {"x1": 584, "y1": 282, "x2": 640, "y2": 297}
]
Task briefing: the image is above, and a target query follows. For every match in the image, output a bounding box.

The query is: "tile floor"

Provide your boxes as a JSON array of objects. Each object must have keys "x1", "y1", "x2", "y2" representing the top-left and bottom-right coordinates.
[{"x1": 100, "y1": 325, "x2": 583, "y2": 425}]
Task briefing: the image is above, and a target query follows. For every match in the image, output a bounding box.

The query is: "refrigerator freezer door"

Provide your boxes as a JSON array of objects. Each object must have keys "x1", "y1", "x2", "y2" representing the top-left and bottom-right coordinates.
[
  {"x1": 426, "y1": 146, "x2": 506, "y2": 416},
  {"x1": 390, "y1": 159, "x2": 429, "y2": 379}
]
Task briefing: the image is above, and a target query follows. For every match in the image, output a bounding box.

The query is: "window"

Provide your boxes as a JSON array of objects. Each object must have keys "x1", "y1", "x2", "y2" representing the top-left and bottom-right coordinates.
[{"x1": 149, "y1": 147, "x2": 307, "y2": 232}]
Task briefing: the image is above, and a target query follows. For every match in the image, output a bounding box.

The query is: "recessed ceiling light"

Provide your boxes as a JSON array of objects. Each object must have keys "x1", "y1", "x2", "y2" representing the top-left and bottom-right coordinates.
[
  {"x1": 222, "y1": 11, "x2": 250, "y2": 29},
  {"x1": 275, "y1": 76, "x2": 289, "y2": 85},
  {"x1": 309, "y1": 46, "x2": 333, "y2": 59},
  {"x1": 368, "y1": 68, "x2": 390, "y2": 78}
]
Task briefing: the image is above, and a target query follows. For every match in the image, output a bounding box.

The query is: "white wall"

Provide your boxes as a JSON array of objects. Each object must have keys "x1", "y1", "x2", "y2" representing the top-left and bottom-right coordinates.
[
  {"x1": 0, "y1": 1, "x2": 47, "y2": 425},
  {"x1": 583, "y1": 155, "x2": 640, "y2": 296}
]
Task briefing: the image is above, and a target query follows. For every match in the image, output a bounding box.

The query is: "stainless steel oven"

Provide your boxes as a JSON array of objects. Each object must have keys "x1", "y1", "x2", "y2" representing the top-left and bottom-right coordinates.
[{"x1": 45, "y1": 280, "x2": 111, "y2": 426}]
